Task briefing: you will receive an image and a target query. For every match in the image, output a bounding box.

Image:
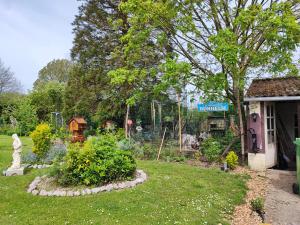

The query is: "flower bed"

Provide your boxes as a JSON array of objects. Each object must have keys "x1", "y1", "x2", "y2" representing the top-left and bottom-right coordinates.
[{"x1": 27, "y1": 169, "x2": 147, "y2": 197}]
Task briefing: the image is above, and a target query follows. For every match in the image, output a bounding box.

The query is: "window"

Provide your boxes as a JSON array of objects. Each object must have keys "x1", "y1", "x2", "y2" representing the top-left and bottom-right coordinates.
[{"x1": 266, "y1": 104, "x2": 275, "y2": 144}]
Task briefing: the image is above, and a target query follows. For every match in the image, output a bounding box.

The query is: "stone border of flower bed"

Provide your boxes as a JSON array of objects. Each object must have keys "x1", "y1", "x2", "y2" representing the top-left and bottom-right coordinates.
[
  {"x1": 27, "y1": 169, "x2": 147, "y2": 197},
  {"x1": 27, "y1": 164, "x2": 52, "y2": 169}
]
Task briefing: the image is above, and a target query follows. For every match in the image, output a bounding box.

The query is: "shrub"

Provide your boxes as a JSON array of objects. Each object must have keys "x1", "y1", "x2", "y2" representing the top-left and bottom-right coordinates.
[
  {"x1": 226, "y1": 151, "x2": 239, "y2": 169},
  {"x1": 14, "y1": 98, "x2": 38, "y2": 136},
  {"x1": 250, "y1": 197, "x2": 264, "y2": 213},
  {"x1": 194, "y1": 151, "x2": 202, "y2": 161},
  {"x1": 44, "y1": 143, "x2": 67, "y2": 164},
  {"x1": 83, "y1": 128, "x2": 97, "y2": 139},
  {"x1": 201, "y1": 138, "x2": 222, "y2": 162},
  {"x1": 172, "y1": 156, "x2": 186, "y2": 162},
  {"x1": 142, "y1": 143, "x2": 157, "y2": 160},
  {"x1": 0, "y1": 124, "x2": 18, "y2": 136},
  {"x1": 53, "y1": 127, "x2": 69, "y2": 141},
  {"x1": 22, "y1": 151, "x2": 38, "y2": 164},
  {"x1": 218, "y1": 131, "x2": 241, "y2": 153},
  {"x1": 117, "y1": 138, "x2": 135, "y2": 151},
  {"x1": 52, "y1": 134, "x2": 136, "y2": 186},
  {"x1": 30, "y1": 123, "x2": 52, "y2": 159},
  {"x1": 115, "y1": 128, "x2": 126, "y2": 141}
]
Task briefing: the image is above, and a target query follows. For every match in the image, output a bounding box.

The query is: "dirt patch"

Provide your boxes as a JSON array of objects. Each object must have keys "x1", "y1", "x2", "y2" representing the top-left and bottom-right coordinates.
[
  {"x1": 186, "y1": 159, "x2": 220, "y2": 168},
  {"x1": 265, "y1": 169, "x2": 300, "y2": 225},
  {"x1": 231, "y1": 167, "x2": 268, "y2": 225}
]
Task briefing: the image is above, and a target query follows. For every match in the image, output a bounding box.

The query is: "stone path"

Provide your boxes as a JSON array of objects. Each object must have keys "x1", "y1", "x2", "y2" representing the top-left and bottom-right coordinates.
[{"x1": 265, "y1": 169, "x2": 300, "y2": 225}]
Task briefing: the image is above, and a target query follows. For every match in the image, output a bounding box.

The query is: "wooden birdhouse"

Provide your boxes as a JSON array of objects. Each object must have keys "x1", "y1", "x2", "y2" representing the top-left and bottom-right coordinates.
[{"x1": 68, "y1": 117, "x2": 87, "y2": 142}]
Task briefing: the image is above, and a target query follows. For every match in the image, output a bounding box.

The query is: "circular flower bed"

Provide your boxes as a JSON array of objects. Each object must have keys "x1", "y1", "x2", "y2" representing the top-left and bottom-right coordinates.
[{"x1": 27, "y1": 169, "x2": 147, "y2": 197}]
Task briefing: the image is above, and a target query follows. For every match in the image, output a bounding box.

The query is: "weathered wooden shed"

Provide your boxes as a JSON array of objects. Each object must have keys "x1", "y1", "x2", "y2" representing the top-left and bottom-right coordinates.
[
  {"x1": 245, "y1": 77, "x2": 300, "y2": 171},
  {"x1": 68, "y1": 117, "x2": 87, "y2": 142}
]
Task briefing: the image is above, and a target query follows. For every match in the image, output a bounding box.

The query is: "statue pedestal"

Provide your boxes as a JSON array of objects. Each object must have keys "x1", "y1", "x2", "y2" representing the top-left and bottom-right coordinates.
[{"x1": 3, "y1": 166, "x2": 25, "y2": 176}]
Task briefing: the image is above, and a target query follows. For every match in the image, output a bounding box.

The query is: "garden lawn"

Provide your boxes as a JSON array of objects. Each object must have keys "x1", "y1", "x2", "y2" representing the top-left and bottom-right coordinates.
[{"x1": 0, "y1": 135, "x2": 248, "y2": 225}]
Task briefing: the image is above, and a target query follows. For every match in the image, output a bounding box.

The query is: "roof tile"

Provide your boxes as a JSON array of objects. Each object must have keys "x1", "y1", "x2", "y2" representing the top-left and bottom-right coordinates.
[{"x1": 246, "y1": 77, "x2": 300, "y2": 98}]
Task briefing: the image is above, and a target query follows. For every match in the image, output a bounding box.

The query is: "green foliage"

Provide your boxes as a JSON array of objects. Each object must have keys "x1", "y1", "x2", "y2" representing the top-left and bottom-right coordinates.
[
  {"x1": 21, "y1": 151, "x2": 38, "y2": 164},
  {"x1": 117, "y1": 138, "x2": 135, "y2": 151},
  {"x1": 141, "y1": 143, "x2": 157, "y2": 160},
  {"x1": 0, "y1": 134, "x2": 249, "y2": 225},
  {"x1": 250, "y1": 197, "x2": 264, "y2": 213},
  {"x1": 30, "y1": 81, "x2": 65, "y2": 122},
  {"x1": 33, "y1": 59, "x2": 72, "y2": 88},
  {"x1": 154, "y1": 58, "x2": 191, "y2": 95},
  {"x1": 30, "y1": 123, "x2": 52, "y2": 159},
  {"x1": 114, "y1": 128, "x2": 126, "y2": 141},
  {"x1": 52, "y1": 134, "x2": 136, "y2": 186},
  {"x1": 218, "y1": 131, "x2": 241, "y2": 154},
  {"x1": 52, "y1": 127, "x2": 69, "y2": 141},
  {"x1": 116, "y1": 0, "x2": 300, "y2": 152},
  {"x1": 0, "y1": 125, "x2": 17, "y2": 136},
  {"x1": 97, "y1": 128, "x2": 125, "y2": 141},
  {"x1": 14, "y1": 97, "x2": 38, "y2": 136},
  {"x1": 0, "y1": 92, "x2": 24, "y2": 121},
  {"x1": 172, "y1": 156, "x2": 186, "y2": 162},
  {"x1": 201, "y1": 138, "x2": 222, "y2": 162},
  {"x1": 43, "y1": 144, "x2": 67, "y2": 164},
  {"x1": 0, "y1": 93, "x2": 28, "y2": 135},
  {"x1": 22, "y1": 143, "x2": 67, "y2": 165},
  {"x1": 226, "y1": 151, "x2": 239, "y2": 169}
]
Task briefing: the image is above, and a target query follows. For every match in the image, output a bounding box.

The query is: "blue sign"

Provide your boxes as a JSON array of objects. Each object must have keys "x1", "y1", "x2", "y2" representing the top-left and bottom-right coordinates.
[{"x1": 198, "y1": 101, "x2": 229, "y2": 112}]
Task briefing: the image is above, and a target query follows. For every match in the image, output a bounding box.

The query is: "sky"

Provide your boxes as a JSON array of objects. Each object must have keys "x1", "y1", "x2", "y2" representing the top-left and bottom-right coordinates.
[{"x1": 0, "y1": 0, "x2": 80, "y2": 92}]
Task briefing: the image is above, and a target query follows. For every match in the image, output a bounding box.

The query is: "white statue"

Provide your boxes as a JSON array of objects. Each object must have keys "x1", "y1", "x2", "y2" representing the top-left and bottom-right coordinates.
[
  {"x1": 11, "y1": 134, "x2": 22, "y2": 169},
  {"x1": 3, "y1": 134, "x2": 24, "y2": 176}
]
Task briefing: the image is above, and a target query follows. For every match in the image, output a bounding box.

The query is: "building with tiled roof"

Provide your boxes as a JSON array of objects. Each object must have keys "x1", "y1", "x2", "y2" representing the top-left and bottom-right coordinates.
[
  {"x1": 245, "y1": 76, "x2": 300, "y2": 101},
  {"x1": 245, "y1": 76, "x2": 300, "y2": 171}
]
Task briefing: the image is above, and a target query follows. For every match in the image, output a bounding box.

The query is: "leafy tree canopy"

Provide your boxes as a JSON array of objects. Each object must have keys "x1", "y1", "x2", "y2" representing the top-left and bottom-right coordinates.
[
  {"x1": 66, "y1": 0, "x2": 165, "y2": 125},
  {"x1": 111, "y1": 0, "x2": 300, "y2": 156},
  {"x1": 30, "y1": 81, "x2": 65, "y2": 122},
  {"x1": 33, "y1": 59, "x2": 73, "y2": 89}
]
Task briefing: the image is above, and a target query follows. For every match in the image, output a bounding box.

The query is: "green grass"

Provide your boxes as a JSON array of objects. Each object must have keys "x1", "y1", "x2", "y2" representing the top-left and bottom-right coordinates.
[{"x1": 0, "y1": 135, "x2": 248, "y2": 225}]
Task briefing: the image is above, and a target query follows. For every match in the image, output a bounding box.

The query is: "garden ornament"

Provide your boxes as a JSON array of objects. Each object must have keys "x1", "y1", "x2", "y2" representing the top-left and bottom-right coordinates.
[{"x1": 3, "y1": 134, "x2": 24, "y2": 176}]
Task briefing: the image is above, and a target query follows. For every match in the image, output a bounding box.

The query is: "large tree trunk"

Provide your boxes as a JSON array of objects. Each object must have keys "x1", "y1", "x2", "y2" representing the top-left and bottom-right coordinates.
[
  {"x1": 234, "y1": 82, "x2": 247, "y2": 163},
  {"x1": 237, "y1": 93, "x2": 246, "y2": 163}
]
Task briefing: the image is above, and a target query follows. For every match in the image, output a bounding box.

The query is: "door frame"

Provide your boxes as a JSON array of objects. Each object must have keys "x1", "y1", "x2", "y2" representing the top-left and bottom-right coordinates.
[{"x1": 264, "y1": 101, "x2": 277, "y2": 168}]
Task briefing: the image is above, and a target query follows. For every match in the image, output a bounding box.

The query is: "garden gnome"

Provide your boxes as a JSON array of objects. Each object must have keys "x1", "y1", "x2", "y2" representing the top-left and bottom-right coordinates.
[{"x1": 3, "y1": 134, "x2": 24, "y2": 176}]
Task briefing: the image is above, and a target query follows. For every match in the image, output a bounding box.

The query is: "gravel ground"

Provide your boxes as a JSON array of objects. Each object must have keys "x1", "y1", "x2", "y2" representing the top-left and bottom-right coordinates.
[
  {"x1": 231, "y1": 167, "x2": 268, "y2": 225},
  {"x1": 265, "y1": 169, "x2": 300, "y2": 225}
]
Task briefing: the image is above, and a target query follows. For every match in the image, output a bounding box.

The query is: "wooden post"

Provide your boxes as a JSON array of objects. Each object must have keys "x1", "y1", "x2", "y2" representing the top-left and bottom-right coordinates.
[
  {"x1": 157, "y1": 127, "x2": 167, "y2": 160},
  {"x1": 177, "y1": 93, "x2": 182, "y2": 152},
  {"x1": 151, "y1": 101, "x2": 156, "y2": 132},
  {"x1": 158, "y1": 103, "x2": 162, "y2": 133},
  {"x1": 125, "y1": 105, "x2": 130, "y2": 138}
]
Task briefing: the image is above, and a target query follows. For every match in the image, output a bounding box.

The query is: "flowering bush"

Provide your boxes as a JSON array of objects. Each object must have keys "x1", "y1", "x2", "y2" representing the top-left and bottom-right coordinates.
[{"x1": 30, "y1": 123, "x2": 52, "y2": 159}]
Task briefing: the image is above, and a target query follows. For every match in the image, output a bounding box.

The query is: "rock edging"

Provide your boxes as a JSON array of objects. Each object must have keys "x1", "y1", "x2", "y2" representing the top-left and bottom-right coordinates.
[
  {"x1": 27, "y1": 169, "x2": 147, "y2": 197},
  {"x1": 28, "y1": 164, "x2": 52, "y2": 169}
]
